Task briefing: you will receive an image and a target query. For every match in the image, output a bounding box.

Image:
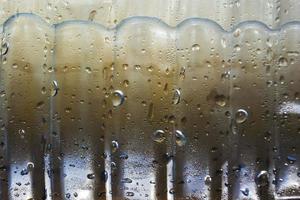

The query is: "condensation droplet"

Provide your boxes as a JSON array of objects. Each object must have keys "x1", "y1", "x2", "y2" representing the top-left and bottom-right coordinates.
[
  {"x1": 152, "y1": 130, "x2": 166, "y2": 143},
  {"x1": 27, "y1": 162, "x2": 35, "y2": 171},
  {"x1": 191, "y1": 44, "x2": 200, "y2": 51},
  {"x1": 256, "y1": 170, "x2": 269, "y2": 187},
  {"x1": 51, "y1": 80, "x2": 59, "y2": 97},
  {"x1": 85, "y1": 67, "x2": 92, "y2": 73},
  {"x1": 87, "y1": 173, "x2": 95, "y2": 179},
  {"x1": 172, "y1": 89, "x2": 181, "y2": 105},
  {"x1": 12, "y1": 63, "x2": 18, "y2": 69},
  {"x1": 175, "y1": 130, "x2": 187, "y2": 146},
  {"x1": 278, "y1": 57, "x2": 288, "y2": 67},
  {"x1": 215, "y1": 94, "x2": 226, "y2": 107},
  {"x1": 111, "y1": 140, "x2": 119, "y2": 152},
  {"x1": 112, "y1": 90, "x2": 125, "y2": 107},
  {"x1": 241, "y1": 188, "x2": 249, "y2": 196},
  {"x1": 204, "y1": 175, "x2": 212, "y2": 185},
  {"x1": 235, "y1": 109, "x2": 248, "y2": 124},
  {"x1": 88, "y1": 10, "x2": 97, "y2": 21},
  {"x1": 1, "y1": 42, "x2": 9, "y2": 56}
]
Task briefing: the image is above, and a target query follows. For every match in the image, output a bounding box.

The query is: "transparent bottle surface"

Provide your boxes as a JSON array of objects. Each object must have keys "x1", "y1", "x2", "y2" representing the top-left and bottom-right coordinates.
[{"x1": 0, "y1": 1, "x2": 300, "y2": 200}]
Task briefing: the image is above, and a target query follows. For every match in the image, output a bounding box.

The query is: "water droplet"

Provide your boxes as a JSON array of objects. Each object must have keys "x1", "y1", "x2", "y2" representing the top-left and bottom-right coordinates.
[
  {"x1": 1, "y1": 42, "x2": 9, "y2": 56},
  {"x1": 121, "y1": 178, "x2": 132, "y2": 183},
  {"x1": 175, "y1": 130, "x2": 187, "y2": 146},
  {"x1": 18, "y1": 129, "x2": 25, "y2": 138},
  {"x1": 111, "y1": 140, "x2": 119, "y2": 152},
  {"x1": 50, "y1": 80, "x2": 59, "y2": 97},
  {"x1": 87, "y1": 173, "x2": 95, "y2": 179},
  {"x1": 172, "y1": 89, "x2": 181, "y2": 105},
  {"x1": 169, "y1": 188, "x2": 175, "y2": 194},
  {"x1": 27, "y1": 162, "x2": 35, "y2": 171},
  {"x1": 191, "y1": 44, "x2": 200, "y2": 51},
  {"x1": 88, "y1": 10, "x2": 97, "y2": 21},
  {"x1": 112, "y1": 90, "x2": 125, "y2": 107},
  {"x1": 12, "y1": 63, "x2": 18, "y2": 69},
  {"x1": 215, "y1": 94, "x2": 226, "y2": 107},
  {"x1": 101, "y1": 170, "x2": 108, "y2": 182},
  {"x1": 256, "y1": 170, "x2": 269, "y2": 187},
  {"x1": 41, "y1": 87, "x2": 47, "y2": 94},
  {"x1": 234, "y1": 44, "x2": 241, "y2": 52},
  {"x1": 126, "y1": 192, "x2": 134, "y2": 197},
  {"x1": 85, "y1": 67, "x2": 92, "y2": 73},
  {"x1": 241, "y1": 188, "x2": 249, "y2": 196},
  {"x1": 152, "y1": 130, "x2": 166, "y2": 143},
  {"x1": 287, "y1": 155, "x2": 296, "y2": 164},
  {"x1": 204, "y1": 175, "x2": 212, "y2": 185},
  {"x1": 278, "y1": 57, "x2": 288, "y2": 67},
  {"x1": 235, "y1": 109, "x2": 248, "y2": 124}
]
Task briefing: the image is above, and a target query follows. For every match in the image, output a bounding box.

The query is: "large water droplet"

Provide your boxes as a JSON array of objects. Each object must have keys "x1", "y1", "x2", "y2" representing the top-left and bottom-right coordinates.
[
  {"x1": 256, "y1": 170, "x2": 269, "y2": 187},
  {"x1": 50, "y1": 80, "x2": 59, "y2": 97},
  {"x1": 175, "y1": 130, "x2": 187, "y2": 146},
  {"x1": 235, "y1": 109, "x2": 248, "y2": 124},
  {"x1": 1, "y1": 42, "x2": 9, "y2": 56},
  {"x1": 172, "y1": 89, "x2": 181, "y2": 105},
  {"x1": 112, "y1": 90, "x2": 125, "y2": 107},
  {"x1": 152, "y1": 130, "x2": 166, "y2": 143}
]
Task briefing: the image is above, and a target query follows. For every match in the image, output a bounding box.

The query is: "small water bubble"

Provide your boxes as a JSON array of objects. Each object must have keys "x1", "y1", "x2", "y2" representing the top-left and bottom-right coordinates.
[
  {"x1": 234, "y1": 44, "x2": 241, "y2": 52},
  {"x1": 111, "y1": 140, "x2": 119, "y2": 152},
  {"x1": 175, "y1": 130, "x2": 187, "y2": 146},
  {"x1": 50, "y1": 80, "x2": 59, "y2": 96},
  {"x1": 112, "y1": 90, "x2": 125, "y2": 107},
  {"x1": 172, "y1": 89, "x2": 181, "y2": 105},
  {"x1": 152, "y1": 130, "x2": 166, "y2": 143},
  {"x1": 191, "y1": 44, "x2": 200, "y2": 51},
  {"x1": 235, "y1": 109, "x2": 248, "y2": 124},
  {"x1": 256, "y1": 170, "x2": 269, "y2": 187},
  {"x1": 1, "y1": 42, "x2": 9, "y2": 55}
]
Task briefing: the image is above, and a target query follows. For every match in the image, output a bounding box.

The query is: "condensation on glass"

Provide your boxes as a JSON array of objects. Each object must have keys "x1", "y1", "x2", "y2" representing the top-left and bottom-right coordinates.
[{"x1": 0, "y1": 0, "x2": 300, "y2": 200}]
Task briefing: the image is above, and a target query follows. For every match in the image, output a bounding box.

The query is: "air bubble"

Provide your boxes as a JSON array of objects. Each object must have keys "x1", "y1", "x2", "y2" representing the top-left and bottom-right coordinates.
[
  {"x1": 112, "y1": 90, "x2": 125, "y2": 107},
  {"x1": 152, "y1": 130, "x2": 166, "y2": 143},
  {"x1": 175, "y1": 130, "x2": 187, "y2": 146},
  {"x1": 235, "y1": 109, "x2": 248, "y2": 124}
]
